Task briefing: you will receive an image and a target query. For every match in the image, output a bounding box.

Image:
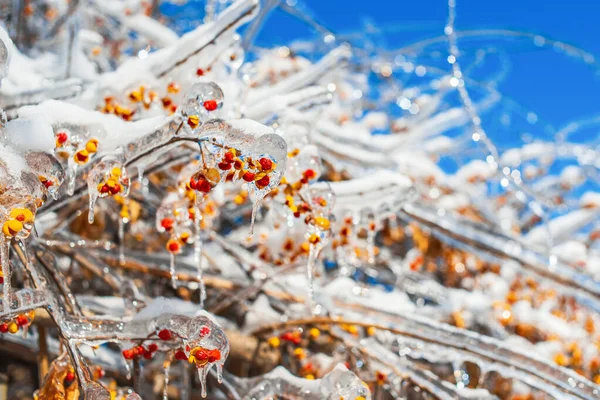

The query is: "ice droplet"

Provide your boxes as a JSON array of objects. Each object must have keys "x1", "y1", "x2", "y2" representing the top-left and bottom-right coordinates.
[
  {"x1": 118, "y1": 217, "x2": 126, "y2": 265},
  {"x1": 169, "y1": 252, "x2": 177, "y2": 289}
]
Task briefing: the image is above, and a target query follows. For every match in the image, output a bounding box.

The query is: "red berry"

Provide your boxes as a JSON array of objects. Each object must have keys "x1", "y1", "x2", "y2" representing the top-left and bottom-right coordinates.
[
  {"x1": 158, "y1": 329, "x2": 172, "y2": 340},
  {"x1": 199, "y1": 326, "x2": 210, "y2": 337},
  {"x1": 167, "y1": 240, "x2": 180, "y2": 253},
  {"x1": 122, "y1": 349, "x2": 134, "y2": 360},
  {"x1": 304, "y1": 169, "x2": 316, "y2": 179},
  {"x1": 100, "y1": 184, "x2": 110, "y2": 193},
  {"x1": 242, "y1": 171, "x2": 255, "y2": 182},
  {"x1": 175, "y1": 350, "x2": 187, "y2": 360},
  {"x1": 109, "y1": 185, "x2": 121, "y2": 195},
  {"x1": 224, "y1": 151, "x2": 235, "y2": 163},
  {"x1": 280, "y1": 332, "x2": 293, "y2": 342},
  {"x1": 203, "y1": 100, "x2": 218, "y2": 111},
  {"x1": 197, "y1": 179, "x2": 211, "y2": 193},
  {"x1": 0, "y1": 277, "x2": 3, "y2": 284},
  {"x1": 189, "y1": 177, "x2": 198, "y2": 190},
  {"x1": 65, "y1": 371, "x2": 75, "y2": 382},
  {"x1": 43, "y1": 180, "x2": 54, "y2": 188},
  {"x1": 148, "y1": 343, "x2": 158, "y2": 352},
  {"x1": 256, "y1": 175, "x2": 270, "y2": 188},
  {"x1": 134, "y1": 346, "x2": 144, "y2": 356},
  {"x1": 161, "y1": 218, "x2": 174, "y2": 231},
  {"x1": 143, "y1": 350, "x2": 153, "y2": 359},
  {"x1": 194, "y1": 348, "x2": 209, "y2": 361},
  {"x1": 0, "y1": 323, "x2": 8, "y2": 333},
  {"x1": 56, "y1": 132, "x2": 68, "y2": 144},
  {"x1": 16, "y1": 315, "x2": 28, "y2": 326},
  {"x1": 76, "y1": 152, "x2": 88, "y2": 162},
  {"x1": 218, "y1": 162, "x2": 231, "y2": 170},
  {"x1": 259, "y1": 158, "x2": 273, "y2": 171},
  {"x1": 196, "y1": 68, "x2": 205, "y2": 76},
  {"x1": 208, "y1": 349, "x2": 221, "y2": 363}
]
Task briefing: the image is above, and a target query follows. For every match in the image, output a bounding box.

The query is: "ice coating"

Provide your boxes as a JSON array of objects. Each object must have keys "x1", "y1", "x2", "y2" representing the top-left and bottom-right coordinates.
[
  {"x1": 86, "y1": 156, "x2": 131, "y2": 224},
  {"x1": 0, "y1": 26, "x2": 11, "y2": 87},
  {"x1": 236, "y1": 364, "x2": 371, "y2": 400},
  {"x1": 179, "y1": 81, "x2": 225, "y2": 122},
  {"x1": 321, "y1": 364, "x2": 371, "y2": 400},
  {"x1": 0, "y1": 0, "x2": 599, "y2": 399}
]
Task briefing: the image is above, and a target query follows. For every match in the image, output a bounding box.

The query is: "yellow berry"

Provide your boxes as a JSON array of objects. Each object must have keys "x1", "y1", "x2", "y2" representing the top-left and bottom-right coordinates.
[
  {"x1": 308, "y1": 234, "x2": 320, "y2": 244},
  {"x1": 3, "y1": 220, "x2": 23, "y2": 237},
  {"x1": 74, "y1": 149, "x2": 90, "y2": 165},
  {"x1": 85, "y1": 139, "x2": 98, "y2": 153},
  {"x1": 234, "y1": 195, "x2": 245, "y2": 205},
  {"x1": 554, "y1": 353, "x2": 569, "y2": 366},
  {"x1": 367, "y1": 326, "x2": 376, "y2": 336},
  {"x1": 314, "y1": 217, "x2": 330, "y2": 230},
  {"x1": 128, "y1": 90, "x2": 143, "y2": 102},
  {"x1": 293, "y1": 348, "x2": 306, "y2": 360},
  {"x1": 187, "y1": 115, "x2": 200, "y2": 129},
  {"x1": 267, "y1": 337, "x2": 280, "y2": 348},
  {"x1": 9, "y1": 208, "x2": 34, "y2": 223},
  {"x1": 309, "y1": 328, "x2": 320, "y2": 339},
  {"x1": 8, "y1": 322, "x2": 18, "y2": 334},
  {"x1": 111, "y1": 167, "x2": 122, "y2": 177},
  {"x1": 305, "y1": 374, "x2": 315, "y2": 380}
]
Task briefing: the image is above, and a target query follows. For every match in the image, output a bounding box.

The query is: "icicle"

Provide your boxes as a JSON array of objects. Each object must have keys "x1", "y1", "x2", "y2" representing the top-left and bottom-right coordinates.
[
  {"x1": 1, "y1": 237, "x2": 11, "y2": 311},
  {"x1": 169, "y1": 253, "x2": 177, "y2": 289},
  {"x1": 163, "y1": 361, "x2": 171, "y2": 400},
  {"x1": 193, "y1": 203, "x2": 206, "y2": 307},
  {"x1": 137, "y1": 166, "x2": 144, "y2": 183},
  {"x1": 198, "y1": 366, "x2": 210, "y2": 398},
  {"x1": 66, "y1": 158, "x2": 77, "y2": 196},
  {"x1": 216, "y1": 363, "x2": 223, "y2": 384},
  {"x1": 248, "y1": 192, "x2": 265, "y2": 238},
  {"x1": 195, "y1": 237, "x2": 206, "y2": 307},
  {"x1": 306, "y1": 243, "x2": 319, "y2": 315},
  {"x1": 88, "y1": 193, "x2": 98, "y2": 224},
  {"x1": 118, "y1": 217, "x2": 126, "y2": 265},
  {"x1": 181, "y1": 363, "x2": 191, "y2": 400}
]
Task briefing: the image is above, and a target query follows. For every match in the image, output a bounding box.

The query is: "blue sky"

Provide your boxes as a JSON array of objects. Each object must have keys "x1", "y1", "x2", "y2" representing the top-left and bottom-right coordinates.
[{"x1": 255, "y1": 0, "x2": 600, "y2": 137}]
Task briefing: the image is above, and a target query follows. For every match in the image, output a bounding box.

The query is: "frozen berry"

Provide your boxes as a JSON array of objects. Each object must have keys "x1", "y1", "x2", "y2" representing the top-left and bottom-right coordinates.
[
  {"x1": 256, "y1": 175, "x2": 270, "y2": 188},
  {"x1": 199, "y1": 326, "x2": 210, "y2": 337},
  {"x1": 242, "y1": 171, "x2": 255, "y2": 182},
  {"x1": 65, "y1": 371, "x2": 75, "y2": 382},
  {"x1": 259, "y1": 158, "x2": 273, "y2": 171},
  {"x1": 158, "y1": 329, "x2": 172, "y2": 340},
  {"x1": 203, "y1": 100, "x2": 218, "y2": 111}
]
